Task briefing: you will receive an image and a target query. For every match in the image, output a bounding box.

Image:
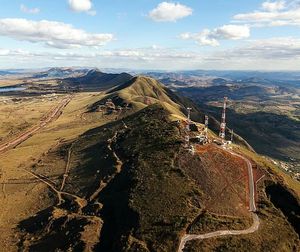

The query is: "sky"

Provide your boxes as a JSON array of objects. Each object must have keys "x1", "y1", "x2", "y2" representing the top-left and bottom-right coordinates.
[{"x1": 0, "y1": 0, "x2": 299, "y2": 70}]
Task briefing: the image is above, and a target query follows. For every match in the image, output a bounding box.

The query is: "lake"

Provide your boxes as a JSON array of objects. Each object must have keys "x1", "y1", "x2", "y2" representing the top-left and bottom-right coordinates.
[{"x1": 0, "y1": 87, "x2": 25, "y2": 93}]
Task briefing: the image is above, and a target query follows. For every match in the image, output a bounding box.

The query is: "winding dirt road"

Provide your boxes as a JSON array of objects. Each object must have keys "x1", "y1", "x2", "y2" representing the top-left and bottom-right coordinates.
[
  {"x1": 0, "y1": 95, "x2": 72, "y2": 154},
  {"x1": 178, "y1": 146, "x2": 260, "y2": 252}
]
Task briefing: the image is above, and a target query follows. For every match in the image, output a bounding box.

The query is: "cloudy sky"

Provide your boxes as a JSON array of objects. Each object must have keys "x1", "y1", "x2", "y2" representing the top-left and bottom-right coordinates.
[{"x1": 0, "y1": 0, "x2": 300, "y2": 70}]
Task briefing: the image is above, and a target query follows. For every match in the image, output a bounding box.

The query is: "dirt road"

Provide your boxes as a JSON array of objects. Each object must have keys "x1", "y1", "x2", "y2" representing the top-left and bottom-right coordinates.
[
  {"x1": 0, "y1": 95, "x2": 72, "y2": 153},
  {"x1": 178, "y1": 146, "x2": 260, "y2": 252},
  {"x1": 227, "y1": 149, "x2": 256, "y2": 212}
]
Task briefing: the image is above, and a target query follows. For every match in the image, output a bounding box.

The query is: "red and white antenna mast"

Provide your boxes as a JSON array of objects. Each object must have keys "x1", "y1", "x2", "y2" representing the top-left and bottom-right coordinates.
[{"x1": 219, "y1": 97, "x2": 228, "y2": 141}]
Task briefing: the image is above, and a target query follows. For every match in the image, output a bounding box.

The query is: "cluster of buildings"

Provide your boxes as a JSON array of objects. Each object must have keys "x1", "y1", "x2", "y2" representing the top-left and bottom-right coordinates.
[{"x1": 97, "y1": 98, "x2": 129, "y2": 116}]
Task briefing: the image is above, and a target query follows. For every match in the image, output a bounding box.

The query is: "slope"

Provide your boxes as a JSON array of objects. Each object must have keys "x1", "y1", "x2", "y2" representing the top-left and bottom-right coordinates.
[
  {"x1": 16, "y1": 105, "x2": 202, "y2": 251},
  {"x1": 7, "y1": 75, "x2": 299, "y2": 252}
]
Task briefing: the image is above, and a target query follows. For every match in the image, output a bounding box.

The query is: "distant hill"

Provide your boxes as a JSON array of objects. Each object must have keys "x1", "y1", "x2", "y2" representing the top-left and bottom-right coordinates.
[
  {"x1": 63, "y1": 69, "x2": 132, "y2": 91},
  {"x1": 0, "y1": 70, "x2": 18, "y2": 76},
  {"x1": 32, "y1": 67, "x2": 89, "y2": 79}
]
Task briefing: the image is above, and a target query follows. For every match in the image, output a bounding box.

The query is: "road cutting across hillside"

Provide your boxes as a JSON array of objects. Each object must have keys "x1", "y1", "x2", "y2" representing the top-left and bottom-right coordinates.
[
  {"x1": 178, "y1": 146, "x2": 260, "y2": 252},
  {"x1": 227, "y1": 149, "x2": 256, "y2": 212},
  {"x1": 0, "y1": 95, "x2": 72, "y2": 154}
]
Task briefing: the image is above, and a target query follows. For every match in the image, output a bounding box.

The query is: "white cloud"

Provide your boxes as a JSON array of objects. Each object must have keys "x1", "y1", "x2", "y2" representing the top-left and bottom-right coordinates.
[
  {"x1": 0, "y1": 48, "x2": 33, "y2": 57},
  {"x1": 1, "y1": 38, "x2": 300, "y2": 70},
  {"x1": 20, "y1": 4, "x2": 40, "y2": 14},
  {"x1": 214, "y1": 25, "x2": 250, "y2": 40},
  {"x1": 148, "y1": 2, "x2": 193, "y2": 22},
  {"x1": 180, "y1": 25, "x2": 250, "y2": 46},
  {"x1": 262, "y1": 1, "x2": 286, "y2": 12},
  {"x1": 227, "y1": 37, "x2": 300, "y2": 59},
  {"x1": 68, "y1": 0, "x2": 96, "y2": 15},
  {"x1": 0, "y1": 47, "x2": 201, "y2": 64},
  {"x1": 233, "y1": 1, "x2": 300, "y2": 26},
  {"x1": 180, "y1": 30, "x2": 219, "y2": 46},
  {"x1": 0, "y1": 18, "x2": 113, "y2": 49}
]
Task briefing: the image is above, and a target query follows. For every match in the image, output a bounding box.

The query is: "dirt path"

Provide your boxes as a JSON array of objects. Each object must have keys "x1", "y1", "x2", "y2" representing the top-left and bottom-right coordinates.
[
  {"x1": 60, "y1": 140, "x2": 76, "y2": 191},
  {"x1": 23, "y1": 169, "x2": 87, "y2": 208},
  {"x1": 178, "y1": 146, "x2": 260, "y2": 252},
  {"x1": 89, "y1": 130, "x2": 124, "y2": 202},
  {"x1": 0, "y1": 95, "x2": 72, "y2": 154}
]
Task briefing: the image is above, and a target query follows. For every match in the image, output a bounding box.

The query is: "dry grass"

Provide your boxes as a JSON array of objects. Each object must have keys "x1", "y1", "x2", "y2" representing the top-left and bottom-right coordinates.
[
  {"x1": 0, "y1": 95, "x2": 67, "y2": 141},
  {"x1": 0, "y1": 79, "x2": 23, "y2": 87},
  {"x1": 0, "y1": 91, "x2": 114, "y2": 251},
  {"x1": 117, "y1": 76, "x2": 185, "y2": 118},
  {"x1": 233, "y1": 144, "x2": 300, "y2": 197},
  {"x1": 178, "y1": 144, "x2": 249, "y2": 218}
]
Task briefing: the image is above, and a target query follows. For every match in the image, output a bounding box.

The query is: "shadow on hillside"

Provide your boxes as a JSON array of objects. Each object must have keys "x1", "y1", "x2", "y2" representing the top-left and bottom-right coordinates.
[
  {"x1": 199, "y1": 103, "x2": 300, "y2": 162},
  {"x1": 266, "y1": 182, "x2": 300, "y2": 236}
]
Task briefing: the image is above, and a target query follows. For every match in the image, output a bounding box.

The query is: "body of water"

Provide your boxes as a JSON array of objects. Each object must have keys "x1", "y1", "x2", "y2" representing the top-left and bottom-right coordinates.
[{"x1": 0, "y1": 87, "x2": 25, "y2": 93}]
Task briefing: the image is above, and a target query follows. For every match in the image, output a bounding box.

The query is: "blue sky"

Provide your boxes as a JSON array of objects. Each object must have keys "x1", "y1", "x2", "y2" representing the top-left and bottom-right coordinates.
[{"x1": 0, "y1": 0, "x2": 299, "y2": 70}]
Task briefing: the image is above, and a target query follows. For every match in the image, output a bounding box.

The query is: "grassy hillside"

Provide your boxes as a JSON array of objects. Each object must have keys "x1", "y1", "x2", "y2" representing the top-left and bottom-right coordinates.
[
  {"x1": 17, "y1": 105, "x2": 203, "y2": 251},
  {"x1": 110, "y1": 76, "x2": 186, "y2": 117},
  {"x1": 1, "y1": 74, "x2": 299, "y2": 252},
  {"x1": 88, "y1": 76, "x2": 253, "y2": 151},
  {"x1": 16, "y1": 104, "x2": 299, "y2": 252}
]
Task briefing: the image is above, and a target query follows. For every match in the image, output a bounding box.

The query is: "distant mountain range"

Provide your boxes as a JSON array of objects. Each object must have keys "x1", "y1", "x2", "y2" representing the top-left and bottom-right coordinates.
[
  {"x1": 1, "y1": 67, "x2": 300, "y2": 84},
  {"x1": 0, "y1": 70, "x2": 19, "y2": 76},
  {"x1": 31, "y1": 67, "x2": 90, "y2": 79},
  {"x1": 63, "y1": 69, "x2": 133, "y2": 90},
  {"x1": 144, "y1": 70, "x2": 300, "y2": 88}
]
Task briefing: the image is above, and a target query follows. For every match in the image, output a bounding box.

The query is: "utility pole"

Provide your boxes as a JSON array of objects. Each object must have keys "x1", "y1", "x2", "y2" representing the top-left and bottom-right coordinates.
[
  {"x1": 219, "y1": 97, "x2": 228, "y2": 142},
  {"x1": 231, "y1": 129, "x2": 234, "y2": 143},
  {"x1": 184, "y1": 107, "x2": 192, "y2": 149}
]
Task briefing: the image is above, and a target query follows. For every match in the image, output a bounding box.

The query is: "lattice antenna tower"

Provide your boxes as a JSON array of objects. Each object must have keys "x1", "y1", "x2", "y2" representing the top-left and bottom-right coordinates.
[
  {"x1": 219, "y1": 97, "x2": 228, "y2": 141},
  {"x1": 204, "y1": 115, "x2": 209, "y2": 139},
  {"x1": 187, "y1": 107, "x2": 192, "y2": 132}
]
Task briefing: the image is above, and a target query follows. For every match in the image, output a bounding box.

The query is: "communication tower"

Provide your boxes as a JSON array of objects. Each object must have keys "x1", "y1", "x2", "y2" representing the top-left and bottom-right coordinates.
[
  {"x1": 204, "y1": 115, "x2": 209, "y2": 139},
  {"x1": 184, "y1": 135, "x2": 190, "y2": 148},
  {"x1": 219, "y1": 97, "x2": 228, "y2": 141},
  {"x1": 186, "y1": 107, "x2": 192, "y2": 131},
  {"x1": 189, "y1": 145, "x2": 195, "y2": 155}
]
